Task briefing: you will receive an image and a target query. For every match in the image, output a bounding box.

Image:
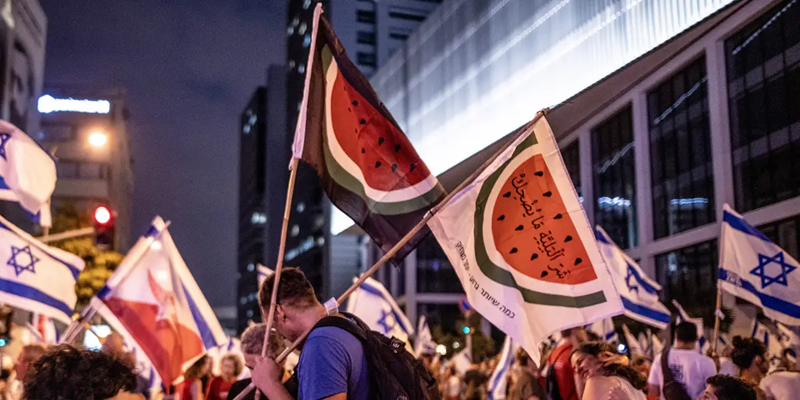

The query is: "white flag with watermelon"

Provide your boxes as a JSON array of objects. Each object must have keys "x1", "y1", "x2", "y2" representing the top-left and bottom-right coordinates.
[{"x1": 428, "y1": 116, "x2": 623, "y2": 363}]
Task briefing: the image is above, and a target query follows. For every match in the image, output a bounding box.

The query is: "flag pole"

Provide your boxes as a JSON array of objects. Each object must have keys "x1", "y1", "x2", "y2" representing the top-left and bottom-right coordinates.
[
  {"x1": 234, "y1": 110, "x2": 548, "y2": 400},
  {"x1": 711, "y1": 285, "x2": 722, "y2": 355}
]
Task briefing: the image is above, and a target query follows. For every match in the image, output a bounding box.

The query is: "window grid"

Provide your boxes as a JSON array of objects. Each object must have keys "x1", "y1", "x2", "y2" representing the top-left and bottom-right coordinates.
[
  {"x1": 655, "y1": 239, "x2": 718, "y2": 324},
  {"x1": 758, "y1": 215, "x2": 800, "y2": 261},
  {"x1": 726, "y1": 0, "x2": 800, "y2": 212},
  {"x1": 592, "y1": 106, "x2": 637, "y2": 249},
  {"x1": 648, "y1": 56, "x2": 715, "y2": 239}
]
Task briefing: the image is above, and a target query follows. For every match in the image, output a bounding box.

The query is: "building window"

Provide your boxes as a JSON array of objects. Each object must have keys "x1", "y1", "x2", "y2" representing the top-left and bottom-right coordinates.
[
  {"x1": 758, "y1": 215, "x2": 800, "y2": 260},
  {"x1": 648, "y1": 56, "x2": 715, "y2": 239},
  {"x1": 655, "y1": 240, "x2": 718, "y2": 323},
  {"x1": 389, "y1": 8, "x2": 426, "y2": 22},
  {"x1": 592, "y1": 106, "x2": 637, "y2": 249},
  {"x1": 561, "y1": 140, "x2": 581, "y2": 199},
  {"x1": 726, "y1": 0, "x2": 800, "y2": 212},
  {"x1": 357, "y1": 52, "x2": 377, "y2": 68},
  {"x1": 357, "y1": 10, "x2": 376, "y2": 24},
  {"x1": 38, "y1": 124, "x2": 76, "y2": 143},
  {"x1": 302, "y1": 34, "x2": 311, "y2": 48},
  {"x1": 357, "y1": 31, "x2": 376, "y2": 45},
  {"x1": 416, "y1": 235, "x2": 463, "y2": 293},
  {"x1": 57, "y1": 161, "x2": 109, "y2": 180}
]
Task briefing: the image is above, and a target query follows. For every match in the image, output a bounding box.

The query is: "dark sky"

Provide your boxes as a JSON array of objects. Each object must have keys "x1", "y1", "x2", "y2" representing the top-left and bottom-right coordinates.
[{"x1": 40, "y1": 0, "x2": 287, "y2": 308}]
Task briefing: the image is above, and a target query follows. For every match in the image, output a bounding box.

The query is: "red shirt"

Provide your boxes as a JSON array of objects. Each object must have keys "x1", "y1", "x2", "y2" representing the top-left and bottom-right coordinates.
[
  {"x1": 545, "y1": 343, "x2": 578, "y2": 400},
  {"x1": 205, "y1": 376, "x2": 235, "y2": 400}
]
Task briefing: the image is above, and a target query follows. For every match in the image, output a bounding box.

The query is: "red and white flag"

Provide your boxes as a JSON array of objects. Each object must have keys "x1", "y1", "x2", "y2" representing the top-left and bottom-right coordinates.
[{"x1": 90, "y1": 217, "x2": 226, "y2": 385}]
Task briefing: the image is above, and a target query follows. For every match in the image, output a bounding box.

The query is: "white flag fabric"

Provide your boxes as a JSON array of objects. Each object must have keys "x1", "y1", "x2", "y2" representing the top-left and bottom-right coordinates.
[
  {"x1": 414, "y1": 315, "x2": 436, "y2": 356},
  {"x1": 0, "y1": 214, "x2": 83, "y2": 323},
  {"x1": 719, "y1": 204, "x2": 800, "y2": 325},
  {"x1": 488, "y1": 335, "x2": 518, "y2": 400},
  {"x1": 428, "y1": 116, "x2": 623, "y2": 363},
  {"x1": 673, "y1": 299, "x2": 706, "y2": 352},
  {"x1": 451, "y1": 347, "x2": 473, "y2": 376},
  {"x1": 777, "y1": 323, "x2": 800, "y2": 350},
  {"x1": 751, "y1": 320, "x2": 783, "y2": 369},
  {"x1": 596, "y1": 226, "x2": 670, "y2": 329},
  {"x1": 623, "y1": 325, "x2": 644, "y2": 357},
  {"x1": 0, "y1": 120, "x2": 55, "y2": 226},
  {"x1": 588, "y1": 318, "x2": 618, "y2": 343},
  {"x1": 257, "y1": 264, "x2": 273, "y2": 287},
  {"x1": 345, "y1": 276, "x2": 414, "y2": 349}
]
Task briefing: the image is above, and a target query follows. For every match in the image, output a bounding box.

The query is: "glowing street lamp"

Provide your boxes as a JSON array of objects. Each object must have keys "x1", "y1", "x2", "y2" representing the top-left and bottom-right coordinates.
[{"x1": 88, "y1": 131, "x2": 108, "y2": 148}]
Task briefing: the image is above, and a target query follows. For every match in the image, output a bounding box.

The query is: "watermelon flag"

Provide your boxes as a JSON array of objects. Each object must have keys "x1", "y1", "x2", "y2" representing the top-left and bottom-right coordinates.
[
  {"x1": 427, "y1": 116, "x2": 623, "y2": 363},
  {"x1": 291, "y1": 4, "x2": 445, "y2": 260}
]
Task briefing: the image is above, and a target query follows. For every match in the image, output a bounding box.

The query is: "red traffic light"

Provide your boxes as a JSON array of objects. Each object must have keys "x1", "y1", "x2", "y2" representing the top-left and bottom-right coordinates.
[{"x1": 94, "y1": 206, "x2": 112, "y2": 224}]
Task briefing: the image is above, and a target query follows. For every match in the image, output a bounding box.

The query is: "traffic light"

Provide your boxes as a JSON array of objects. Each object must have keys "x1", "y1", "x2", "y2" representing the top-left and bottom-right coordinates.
[{"x1": 94, "y1": 206, "x2": 115, "y2": 249}]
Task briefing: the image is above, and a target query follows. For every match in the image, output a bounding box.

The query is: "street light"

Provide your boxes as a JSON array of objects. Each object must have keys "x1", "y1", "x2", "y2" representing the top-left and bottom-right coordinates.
[{"x1": 88, "y1": 131, "x2": 108, "y2": 148}]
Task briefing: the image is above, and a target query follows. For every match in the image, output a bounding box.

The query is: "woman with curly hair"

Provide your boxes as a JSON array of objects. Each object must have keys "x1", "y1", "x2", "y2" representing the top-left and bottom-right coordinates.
[
  {"x1": 205, "y1": 353, "x2": 243, "y2": 400},
  {"x1": 570, "y1": 342, "x2": 646, "y2": 400},
  {"x1": 23, "y1": 344, "x2": 143, "y2": 400}
]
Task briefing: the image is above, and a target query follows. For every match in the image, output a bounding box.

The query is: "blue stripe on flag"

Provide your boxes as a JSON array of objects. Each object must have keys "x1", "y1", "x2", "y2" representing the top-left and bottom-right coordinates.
[
  {"x1": 621, "y1": 296, "x2": 671, "y2": 325},
  {"x1": 359, "y1": 281, "x2": 411, "y2": 334},
  {"x1": 595, "y1": 229, "x2": 611, "y2": 244},
  {"x1": 723, "y1": 211, "x2": 772, "y2": 243},
  {"x1": 97, "y1": 285, "x2": 110, "y2": 299},
  {"x1": 626, "y1": 263, "x2": 659, "y2": 295},
  {"x1": 0, "y1": 221, "x2": 80, "y2": 279},
  {"x1": 0, "y1": 278, "x2": 72, "y2": 317},
  {"x1": 0, "y1": 175, "x2": 9, "y2": 190},
  {"x1": 719, "y1": 268, "x2": 800, "y2": 318},
  {"x1": 144, "y1": 225, "x2": 160, "y2": 238},
  {"x1": 488, "y1": 343, "x2": 513, "y2": 400},
  {"x1": 183, "y1": 285, "x2": 217, "y2": 349}
]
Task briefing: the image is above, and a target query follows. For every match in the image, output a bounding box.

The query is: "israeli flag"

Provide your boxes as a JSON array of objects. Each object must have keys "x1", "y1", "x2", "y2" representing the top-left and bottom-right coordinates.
[
  {"x1": 588, "y1": 318, "x2": 618, "y2": 342},
  {"x1": 751, "y1": 320, "x2": 783, "y2": 369},
  {"x1": 488, "y1": 335, "x2": 518, "y2": 400},
  {"x1": 257, "y1": 264, "x2": 273, "y2": 287},
  {"x1": 623, "y1": 324, "x2": 644, "y2": 356},
  {"x1": 0, "y1": 120, "x2": 55, "y2": 227},
  {"x1": 596, "y1": 226, "x2": 671, "y2": 329},
  {"x1": 414, "y1": 315, "x2": 436, "y2": 356},
  {"x1": 345, "y1": 276, "x2": 414, "y2": 351},
  {"x1": 719, "y1": 205, "x2": 800, "y2": 326},
  {"x1": 0, "y1": 214, "x2": 83, "y2": 323}
]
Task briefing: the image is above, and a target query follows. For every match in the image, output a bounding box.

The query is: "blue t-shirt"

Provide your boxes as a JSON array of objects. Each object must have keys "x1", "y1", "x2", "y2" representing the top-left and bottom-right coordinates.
[{"x1": 297, "y1": 325, "x2": 370, "y2": 400}]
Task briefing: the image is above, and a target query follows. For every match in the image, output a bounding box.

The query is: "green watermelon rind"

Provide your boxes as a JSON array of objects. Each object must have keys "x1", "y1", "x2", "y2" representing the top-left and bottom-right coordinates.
[
  {"x1": 319, "y1": 46, "x2": 445, "y2": 215},
  {"x1": 473, "y1": 132, "x2": 607, "y2": 308}
]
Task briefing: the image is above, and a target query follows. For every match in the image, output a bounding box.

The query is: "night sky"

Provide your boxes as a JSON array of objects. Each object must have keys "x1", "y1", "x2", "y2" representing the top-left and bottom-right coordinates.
[{"x1": 40, "y1": 1, "x2": 287, "y2": 308}]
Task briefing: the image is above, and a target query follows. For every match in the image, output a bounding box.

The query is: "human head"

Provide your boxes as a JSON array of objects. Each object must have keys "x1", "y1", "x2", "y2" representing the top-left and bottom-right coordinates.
[
  {"x1": 15, "y1": 344, "x2": 46, "y2": 382},
  {"x1": 570, "y1": 342, "x2": 645, "y2": 390},
  {"x1": 700, "y1": 374, "x2": 756, "y2": 400},
  {"x1": 220, "y1": 353, "x2": 243, "y2": 379},
  {"x1": 674, "y1": 321, "x2": 698, "y2": 345},
  {"x1": 101, "y1": 332, "x2": 126, "y2": 356},
  {"x1": 184, "y1": 355, "x2": 210, "y2": 380},
  {"x1": 631, "y1": 355, "x2": 651, "y2": 378},
  {"x1": 240, "y1": 323, "x2": 287, "y2": 370},
  {"x1": 561, "y1": 327, "x2": 588, "y2": 347},
  {"x1": 730, "y1": 336, "x2": 768, "y2": 376},
  {"x1": 23, "y1": 344, "x2": 143, "y2": 400},
  {"x1": 259, "y1": 267, "x2": 323, "y2": 342}
]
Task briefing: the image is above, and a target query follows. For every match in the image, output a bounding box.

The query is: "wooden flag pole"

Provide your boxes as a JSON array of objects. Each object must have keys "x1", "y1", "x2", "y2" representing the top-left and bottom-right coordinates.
[
  {"x1": 253, "y1": 158, "x2": 299, "y2": 400},
  {"x1": 234, "y1": 110, "x2": 548, "y2": 400},
  {"x1": 711, "y1": 285, "x2": 722, "y2": 355}
]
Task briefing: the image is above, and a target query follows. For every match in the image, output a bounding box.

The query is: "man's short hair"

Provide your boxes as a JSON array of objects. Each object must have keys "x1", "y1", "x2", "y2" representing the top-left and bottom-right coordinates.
[
  {"x1": 241, "y1": 323, "x2": 286, "y2": 357},
  {"x1": 706, "y1": 374, "x2": 757, "y2": 400},
  {"x1": 24, "y1": 344, "x2": 137, "y2": 399},
  {"x1": 20, "y1": 343, "x2": 47, "y2": 362},
  {"x1": 675, "y1": 322, "x2": 698, "y2": 343},
  {"x1": 730, "y1": 336, "x2": 767, "y2": 369},
  {"x1": 259, "y1": 267, "x2": 318, "y2": 311}
]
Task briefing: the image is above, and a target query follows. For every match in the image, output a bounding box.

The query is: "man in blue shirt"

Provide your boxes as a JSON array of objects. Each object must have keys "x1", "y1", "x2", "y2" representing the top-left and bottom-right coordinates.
[{"x1": 252, "y1": 267, "x2": 371, "y2": 400}]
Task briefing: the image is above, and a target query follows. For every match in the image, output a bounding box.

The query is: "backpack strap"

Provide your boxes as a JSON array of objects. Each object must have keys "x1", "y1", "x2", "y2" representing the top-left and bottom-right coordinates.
[
  {"x1": 661, "y1": 347, "x2": 675, "y2": 382},
  {"x1": 310, "y1": 312, "x2": 369, "y2": 341}
]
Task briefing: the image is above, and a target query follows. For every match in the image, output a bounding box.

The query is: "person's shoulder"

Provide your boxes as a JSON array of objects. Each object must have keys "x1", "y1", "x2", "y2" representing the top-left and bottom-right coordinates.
[{"x1": 308, "y1": 325, "x2": 361, "y2": 344}]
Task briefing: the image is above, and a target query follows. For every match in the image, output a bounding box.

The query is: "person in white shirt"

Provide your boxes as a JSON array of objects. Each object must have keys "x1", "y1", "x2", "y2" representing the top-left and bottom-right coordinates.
[
  {"x1": 647, "y1": 322, "x2": 717, "y2": 400},
  {"x1": 760, "y1": 370, "x2": 800, "y2": 400}
]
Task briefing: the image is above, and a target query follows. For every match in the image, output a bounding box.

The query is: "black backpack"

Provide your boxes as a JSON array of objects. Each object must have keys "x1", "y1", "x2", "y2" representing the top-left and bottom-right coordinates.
[{"x1": 304, "y1": 312, "x2": 441, "y2": 400}]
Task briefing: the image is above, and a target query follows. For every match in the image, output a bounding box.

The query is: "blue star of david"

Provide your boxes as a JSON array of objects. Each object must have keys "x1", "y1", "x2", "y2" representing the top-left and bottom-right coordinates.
[
  {"x1": 7, "y1": 245, "x2": 39, "y2": 276},
  {"x1": 625, "y1": 266, "x2": 639, "y2": 294},
  {"x1": 377, "y1": 309, "x2": 396, "y2": 334},
  {"x1": 750, "y1": 252, "x2": 796, "y2": 289},
  {"x1": 0, "y1": 133, "x2": 10, "y2": 161}
]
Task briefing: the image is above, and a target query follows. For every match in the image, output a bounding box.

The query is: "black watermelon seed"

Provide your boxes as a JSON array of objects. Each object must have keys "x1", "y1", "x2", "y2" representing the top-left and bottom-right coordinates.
[
  {"x1": 541, "y1": 270, "x2": 548, "y2": 278},
  {"x1": 531, "y1": 254, "x2": 539, "y2": 261},
  {"x1": 361, "y1": 148, "x2": 365, "y2": 153},
  {"x1": 394, "y1": 144, "x2": 401, "y2": 152},
  {"x1": 352, "y1": 100, "x2": 358, "y2": 106},
  {"x1": 564, "y1": 235, "x2": 573, "y2": 242},
  {"x1": 574, "y1": 258, "x2": 583, "y2": 266},
  {"x1": 515, "y1": 225, "x2": 524, "y2": 231},
  {"x1": 503, "y1": 192, "x2": 511, "y2": 198},
  {"x1": 375, "y1": 161, "x2": 382, "y2": 168},
  {"x1": 360, "y1": 119, "x2": 366, "y2": 125},
  {"x1": 534, "y1": 171, "x2": 544, "y2": 177},
  {"x1": 510, "y1": 248, "x2": 518, "y2": 254},
  {"x1": 554, "y1": 213, "x2": 563, "y2": 219},
  {"x1": 348, "y1": 107, "x2": 351, "y2": 111},
  {"x1": 543, "y1": 191, "x2": 552, "y2": 197},
  {"x1": 392, "y1": 164, "x2": 398, "y2": 172},
  {"x1": 409, "y1": 164, "x2": 416, "y2": 172},
  {"x1": 497, "y1": 215, "x2": 505, "y2": 221},
  {"x1": 378, "y1": 137, "x2": 385, "y2": 145}
]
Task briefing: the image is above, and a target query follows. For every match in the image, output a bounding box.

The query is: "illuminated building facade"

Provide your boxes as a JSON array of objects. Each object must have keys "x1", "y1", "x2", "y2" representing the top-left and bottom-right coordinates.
[{"x1": 365, "y1": 0, "x2": 800, "y2": 337}]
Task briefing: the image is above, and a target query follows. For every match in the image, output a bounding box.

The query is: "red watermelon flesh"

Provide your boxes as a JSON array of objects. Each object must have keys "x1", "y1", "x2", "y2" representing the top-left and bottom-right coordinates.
[
  {"x1": 490, "y1": 154, "x2": 596, "y2": 284},
  {"x1": 329, "y1": 68, "x2": 432, "y2": 193}
]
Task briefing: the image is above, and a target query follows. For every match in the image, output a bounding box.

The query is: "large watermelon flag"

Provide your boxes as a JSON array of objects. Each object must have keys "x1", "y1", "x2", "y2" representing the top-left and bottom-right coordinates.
[
  {"x1": 291, "y1": 4, "x2": 445, "y2": 260},
  {"x1": 427, "y1": 116, "x2": 623, "y2": 363}
]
